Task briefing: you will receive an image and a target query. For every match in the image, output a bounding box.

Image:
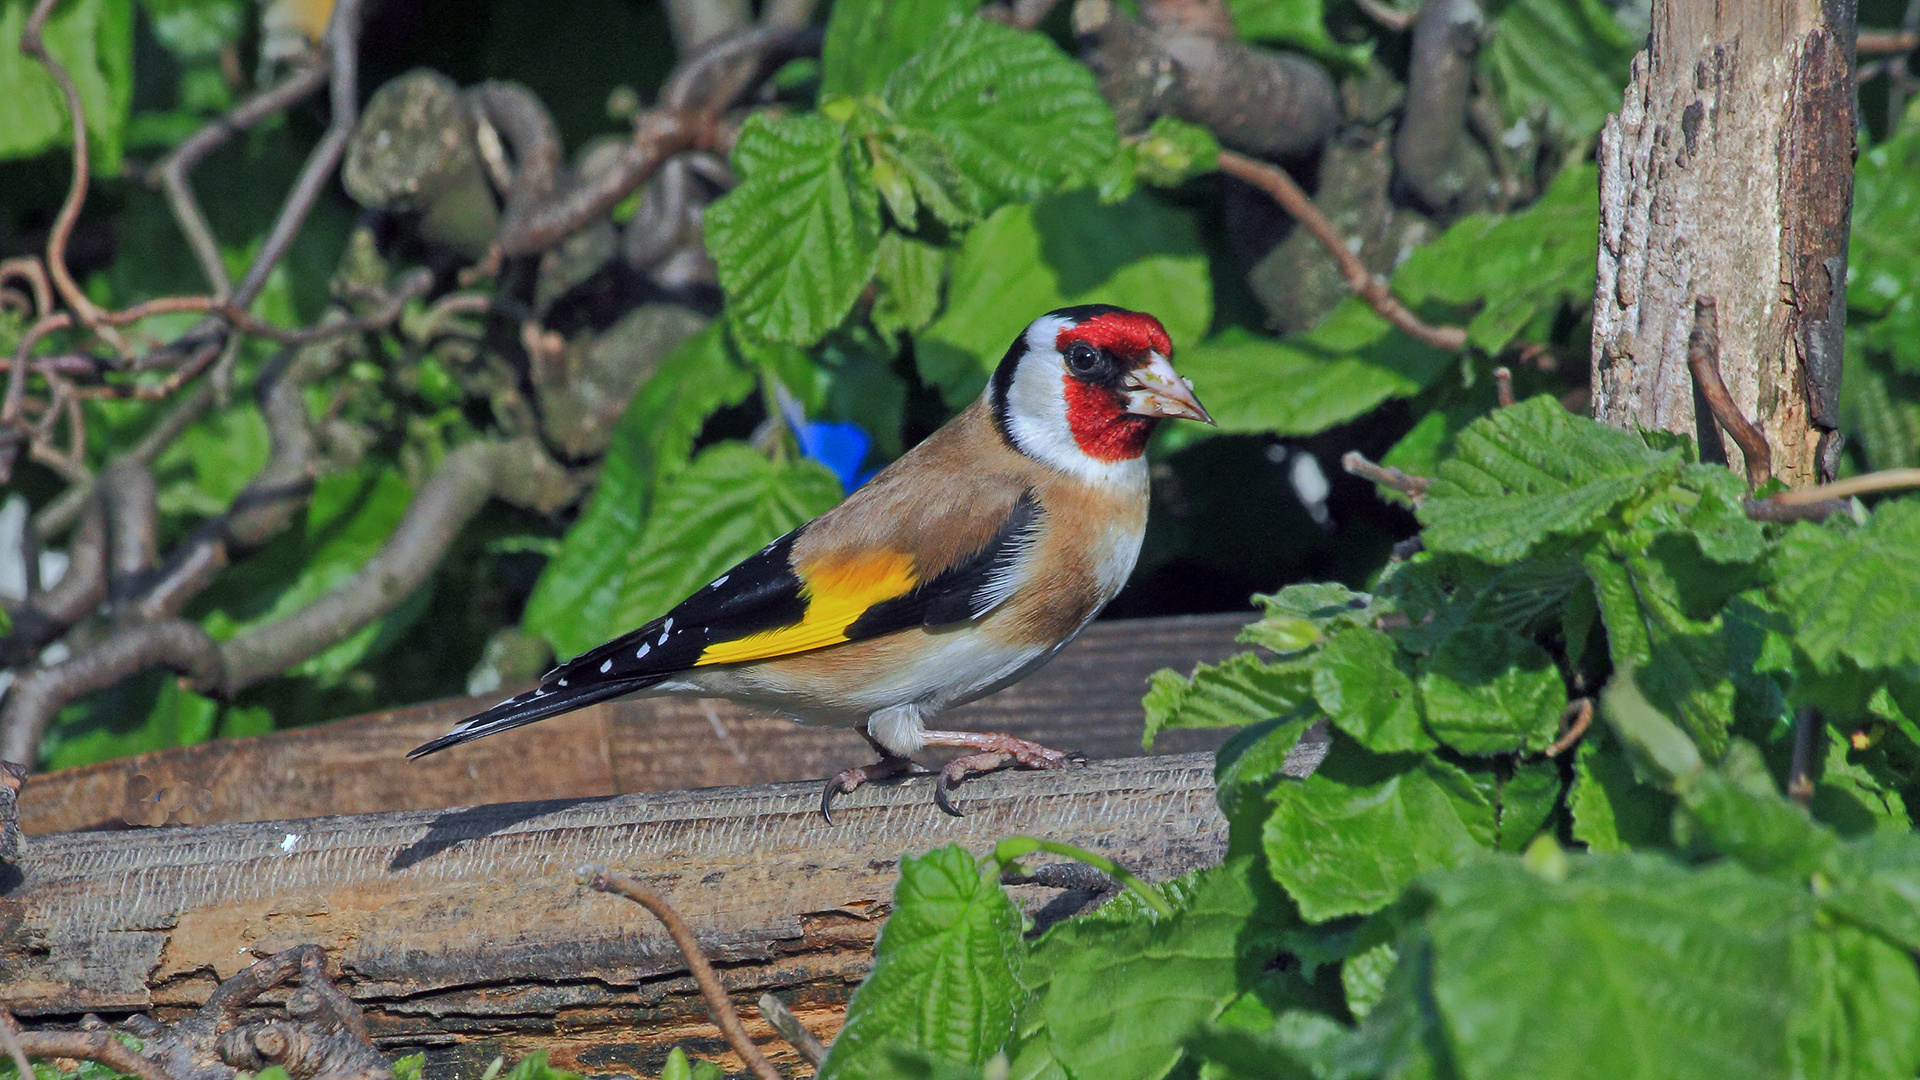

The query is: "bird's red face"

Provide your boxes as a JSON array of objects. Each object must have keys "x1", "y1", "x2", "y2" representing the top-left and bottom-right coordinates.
[
  {"x1": 990, "y1": 305, "x2": 1212, "y2": 478},
  {"x1": 1054, "y1": 311, "x2": 1211, "y2": 462}
]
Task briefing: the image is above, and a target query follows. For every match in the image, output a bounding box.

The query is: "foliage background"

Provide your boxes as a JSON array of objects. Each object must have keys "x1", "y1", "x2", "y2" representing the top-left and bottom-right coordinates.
[{"x1": 2, "y1": 0, "x2": 1920, "y2": 1076}]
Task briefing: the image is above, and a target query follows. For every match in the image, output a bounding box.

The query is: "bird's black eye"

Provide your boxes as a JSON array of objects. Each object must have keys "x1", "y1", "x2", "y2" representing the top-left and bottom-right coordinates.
[{"x1": 1065, "y1": 342, "x2": 1101, "y2": 377}]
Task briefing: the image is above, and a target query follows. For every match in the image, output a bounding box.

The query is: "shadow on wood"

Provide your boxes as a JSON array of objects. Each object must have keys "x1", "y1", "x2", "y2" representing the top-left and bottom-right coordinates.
[{"x1": 19, "y1": 614, "x2": 1248, "y2": 835}]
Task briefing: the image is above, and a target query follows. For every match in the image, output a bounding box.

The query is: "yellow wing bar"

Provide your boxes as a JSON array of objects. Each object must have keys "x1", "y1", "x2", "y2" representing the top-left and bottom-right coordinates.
[{"x1": 695, "y1": 549, "x2": 918, "y2": 666}]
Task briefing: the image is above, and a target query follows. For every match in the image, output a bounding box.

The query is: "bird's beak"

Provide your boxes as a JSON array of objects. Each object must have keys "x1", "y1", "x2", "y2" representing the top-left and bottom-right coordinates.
[{"x1": 1124, "y1": 352, "x2": 1214, "y2": 425}]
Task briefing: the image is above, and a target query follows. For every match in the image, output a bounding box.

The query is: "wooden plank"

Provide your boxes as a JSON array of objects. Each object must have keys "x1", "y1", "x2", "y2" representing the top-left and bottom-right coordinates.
[
  {"x1": 20, "y1": 614, "x2": 1248, "y2": 835},
  {"x1": 3, "y1": 754, "x2": 1230, "y2": 1078}
]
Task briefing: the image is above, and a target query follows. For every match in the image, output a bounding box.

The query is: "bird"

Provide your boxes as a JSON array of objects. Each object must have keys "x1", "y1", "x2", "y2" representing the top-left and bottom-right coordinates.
[{"x1": 411, "y1": 305, "x2": 1213, "y2": 818}]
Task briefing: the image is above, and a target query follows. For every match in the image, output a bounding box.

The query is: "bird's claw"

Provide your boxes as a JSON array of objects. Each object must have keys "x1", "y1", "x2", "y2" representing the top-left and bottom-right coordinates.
[
  {"x1": 819, "y1": 755, "x2": 924, "y2": 823},
  {"x1": 931, "y1": 741, "x2": 1083, "y2": 817}
]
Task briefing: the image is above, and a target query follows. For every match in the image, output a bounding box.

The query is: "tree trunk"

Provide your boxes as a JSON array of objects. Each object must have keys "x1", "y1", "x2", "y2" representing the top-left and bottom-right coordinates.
[{"x1": 1591, "y1": 0, "x2": 1856, "y2": 484}]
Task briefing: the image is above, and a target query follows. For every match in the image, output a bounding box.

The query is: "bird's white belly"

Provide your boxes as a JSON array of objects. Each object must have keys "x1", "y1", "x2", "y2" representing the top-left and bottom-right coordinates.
[{"x1": 665, "y1": 621, "x2": 1064, "y2": 726}]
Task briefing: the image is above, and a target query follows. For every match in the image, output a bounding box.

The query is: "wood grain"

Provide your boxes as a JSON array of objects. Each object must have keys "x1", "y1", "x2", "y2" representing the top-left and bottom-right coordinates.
[
  {"x1": 20, "y1": 614, "x2": 1248, "y2": 835},
  {"x1": 3, "y1": 754, "x2": 1230, "y2": 1079}
]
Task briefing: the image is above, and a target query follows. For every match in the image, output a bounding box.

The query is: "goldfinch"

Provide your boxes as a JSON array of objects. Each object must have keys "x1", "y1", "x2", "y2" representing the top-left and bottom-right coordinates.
[{"x1": 412, "y1": 305, "x2": 1213, "y2": 816}]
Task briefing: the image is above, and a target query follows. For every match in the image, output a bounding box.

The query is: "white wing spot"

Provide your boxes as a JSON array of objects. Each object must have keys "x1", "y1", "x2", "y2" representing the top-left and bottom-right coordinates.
[
  {"x1": 558, "y1": 678, "x2": 568, "y2": 687},
  {"x1": 600, "y1": 659, "x2": 612, "y2": 673},
  {"x1": 658, "y1": 630, "x2": 669, "y2": 645},
  {"x1": 637, "y1": 643, "x2": 652, "y2": 658},
  {"x1": 711, "y1": 575, "x2": 728, "y2": 588}
]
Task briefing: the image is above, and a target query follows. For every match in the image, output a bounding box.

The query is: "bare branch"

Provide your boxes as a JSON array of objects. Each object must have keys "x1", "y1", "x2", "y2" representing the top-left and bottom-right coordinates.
[
  {"x1": 1686, "y1": 297, "x2": 1773, "y2": 486},
  {"x1": 1218, "y1": 151, "x2": 1469, "y2": 351},
  {"x1": 4, "y1": 1023, "x2": 179, "y2": 1080},
  {"x1": 1393, "y1": 0, "x2": 1484, "y2": 213},
  {"x1": 1859, "y1": 28, "x2": 1919, "y2": 54},
  {"x1": 231, "y1": 0, "x2": 365, "y2": 311},
  {"x1": 1546, "y1": 698, "x2": 1594, "y2": 757},
  {"x1": 1492, "y1": 366, "x2": 1514, "y2": 407},
  {"x1": 583, "y1": 866, "x2": 785, "y2": 1080},
  {"x1": 19, "y1": 0, "x2": 126, "y2": 354},
  {"x1": 1341, "y1": 450, "x2": 1432, "y2": 502},
  {"x1": 0, "y1": 619, "x2": 225, "y2": 765},
  {"x1": 1764, "y1": 467, "x2": 1920, "y2": 507},
  {"x1": 755, "y1": 995, "x2": 827, "y2": 1068},
  {"x1": 150, "y1": 56, "x2": 332, "y2": 299},
  {"x1": 1788, "y1": 707, "x2": 1818, "y2": 806}
]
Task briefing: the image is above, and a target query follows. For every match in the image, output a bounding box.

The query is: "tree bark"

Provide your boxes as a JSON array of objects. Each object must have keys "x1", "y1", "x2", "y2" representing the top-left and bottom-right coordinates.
[
  {"x1": 1591, "y1": 0, "x2": 1856, "y2": 485},
  {"x1": 2, "y1": 754, "x2": 1236, "y2": 1079}
]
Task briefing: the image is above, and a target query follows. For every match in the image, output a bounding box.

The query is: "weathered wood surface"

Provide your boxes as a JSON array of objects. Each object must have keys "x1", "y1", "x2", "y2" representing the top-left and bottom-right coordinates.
[
  {"x1": 3, "y1": 754, "x2": 1228, "y2": 1078},
  {"x1": 20, "y1": 614, "x2": 1246, "y2": 835}
]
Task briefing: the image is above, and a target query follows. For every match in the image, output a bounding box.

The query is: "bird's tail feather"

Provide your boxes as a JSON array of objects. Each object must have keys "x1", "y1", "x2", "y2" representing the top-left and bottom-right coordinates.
[{"x1": 408, "y1": 673, "x2": 671, "y2": 758}]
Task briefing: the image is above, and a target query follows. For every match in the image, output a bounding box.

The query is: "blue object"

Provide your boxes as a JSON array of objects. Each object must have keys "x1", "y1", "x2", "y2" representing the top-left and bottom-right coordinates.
[
  {"x1": 797, "y1": 419, "x2": 878, "y2": 490},
  {"x1": 772, "y1": 383, "x2": 877, "y2": 490}
]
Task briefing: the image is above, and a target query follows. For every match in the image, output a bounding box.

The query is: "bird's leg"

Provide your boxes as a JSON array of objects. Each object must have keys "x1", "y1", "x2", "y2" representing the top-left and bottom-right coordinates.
[
  {"x1": 918, "y1": 730, "x2": 1085, "y2": 817},
  {"x1": 819, "y1": 731, "x2": 927, "y2": 823}
]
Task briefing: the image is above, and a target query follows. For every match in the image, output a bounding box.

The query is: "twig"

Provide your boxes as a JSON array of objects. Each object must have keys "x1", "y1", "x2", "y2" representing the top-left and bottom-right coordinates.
[
  {"x1": 1546, "y1": 698, "x2": 1594, "y2": 757},
  {"x1": 1764, "y1": 468, "x2": 1920, "y2": 506},
  {"x1": 755, "y1": 994, "x2": 827, "y2": 1068},
  {"x1": 1341, "y1": 450, "x2": 1432, "y2": 502},
  {"x1": 231, "y1": 0, "x2": 363, "y2": 310},
  {"x1": 1353, "y1": 0, "x2": 1416, "y2": 32},
  {"x1": 0, "y1": 1010, "x2": 35, "y2": 1080},
  {"x1": 150, "y1": 56, "x2": 332, "y2": 299},
  {"x1": 3, "y1": 1026, "x2": 177, "y2": 1080},
  {"x1": 19, "y1": 0, "x2": 127, "y2": 355},
  {"x1": 1788, "y1": 707, "x2": 1818, "y2": 806},
  {"x1": 1217, "y1": 150, "x2": 1468, "y2": 351},
  {"x1": 581, "y1": 866, "x2": 784, "y2": 1080},
  {"x1": 0, "y1": 619, "x2": 225, "y2": 764},
  {"x1": 1859, "y1": 28, "x2": 1920, "y2": 54},
  {"x1": 1685, "y1": 297, "x2": 1772, "y2": 486},
  {"x1": 1492, "y1": 366, "x2": 1514, "y2": 408}
]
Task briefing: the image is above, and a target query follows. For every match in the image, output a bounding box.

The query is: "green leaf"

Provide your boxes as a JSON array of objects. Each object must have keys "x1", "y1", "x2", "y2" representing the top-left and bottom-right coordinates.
[
  {"x1": 197, "y1": 468, "x2": 422, "y2": 680},
  {"x1": 820, "y1": 846, "x2": 1025, "y2": 1080},
  {"x1": 1247, "y1": 582, "x2": 1388, "y2": 651},
  {"x1": 1143, "y1": 651, "x2": 1315, "y2": 749},
  {"x1": 389, "y1": 1055, "x2": 425, "y2": 1080},
  {"x1": 1585, "y1": 543, "x2": 1736, "y2": 759},
  {"x1": 1311, "y1": 627, "x2": 1433, "y2": 753},
  {"x1": 1850, "y1": 102, "x2": 1920, "y2": 375},
  {"x1": 1031, "y1": 859, "x2": 1274, "y2": 1080},
  {"x1": 1393, "y1": 164, "x2": 1600, "y2": 353},
  {"x1": 707, "y1": 112, "x2": 881, "y2": 344},
  {"x1": 585, "y1": 444, "x2": 843, "y2": 657},
  {"x1": 1840, "y1": 346, "x2": 1920, "y2": 470},
  {"x1": 919, "y1": 191, "x2": 1210, "y2": 405},
  {"x1": 1263, "y1": 738, "x2": 1495, "y2": 920},
  {"x1": 1822, "y1": 831, "x2": 1920, "y2": 952},
  {"x1": 1101, "y1": 117, "x2": 1222, "y2": 201},
  {"x1": 1770, "y1": 500, "x2": 1920, "y2": 674},
  {"x1": 820, "y1": 0, "x2": 975, "y2": 97},
  {"x1": 1569, "y1": 726, "x2": 1676, "y2": 852},
  {"x1": 1226, "y1": 0, "x2": 1367, "y2": 66},
  {"x1": 1419, "y1": 396, "x2": 1682, "y2": 564},
  {"x1": 0, "y1": 0, "x2": 133, "y2": 172},
  {"x1": 499, "y1": 1052, "x2": 581, "y2": 1080},
  {"x1": 1416, "y1": 855, "x2": 1833, "y2": 1080},
  {"x1": 522, "y1": 326, "x2": 756, "y2": 657},
  {"x1": 884, "y1": 19, "x2": 1116, "y2": 218},
  {"x1": 41, "y1": 674, "x2": 221, "y2": 771},
  {"x1": 152, "y1": 402, "x2": 272, "y2": 519},
  {"x1": 1416, "y1": 626, "x2": 1565, "y2": 754},
  {"x1": 137, "y1": 0, "x2": 243, "y2": 60},
  {"x1": 1174, "y1": 304, "x2": 1453, "y2": 438},
  {"x1": 871, "y1": 230, "x2": 946, "y2": 340},
  {"x1": 1482, "y1": 0, "x2": 1636, "y2": 140}
]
